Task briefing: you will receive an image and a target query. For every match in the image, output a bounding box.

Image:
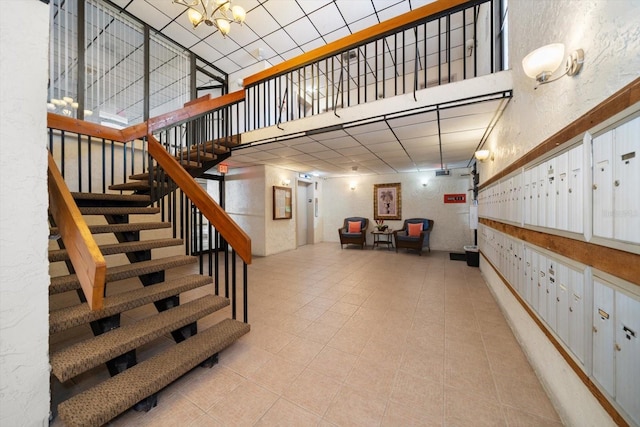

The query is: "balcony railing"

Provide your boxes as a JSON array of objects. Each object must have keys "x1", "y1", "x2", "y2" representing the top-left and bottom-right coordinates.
[{"x1": 242, "y1": 0, "x2": 505, "y2": 132}]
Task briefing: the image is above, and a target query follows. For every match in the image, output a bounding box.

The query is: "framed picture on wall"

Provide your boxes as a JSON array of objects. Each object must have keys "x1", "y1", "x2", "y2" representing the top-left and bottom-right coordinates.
[
  {"x1": 273, "y1": 186, "x2": 292, "y2": 220},
  {"x1": 373, "y1": 182, "x2": 401, "y2": 220}
]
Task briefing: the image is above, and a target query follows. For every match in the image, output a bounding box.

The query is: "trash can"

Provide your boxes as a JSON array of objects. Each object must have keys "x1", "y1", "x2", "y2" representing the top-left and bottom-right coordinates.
[{"x1": 463, "y1": 245, "x2": 479, "y2": 267}]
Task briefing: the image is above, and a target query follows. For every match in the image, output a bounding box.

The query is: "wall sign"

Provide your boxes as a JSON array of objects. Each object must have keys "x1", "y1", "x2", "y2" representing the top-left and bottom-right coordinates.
[{"x1": 444, "y1": 193, "x2": 466, "y2": 203}]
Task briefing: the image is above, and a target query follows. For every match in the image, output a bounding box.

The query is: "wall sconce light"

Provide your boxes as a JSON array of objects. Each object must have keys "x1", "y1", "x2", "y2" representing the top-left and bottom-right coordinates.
[
  {"x1": 282, "y1": 179, "x2": 291, "y2": 186},
  {"x1": 474, "y1": 149, "x2": 493, "y2": 162},
  {"x1": 349, "y1": 182, "x2": 357, "y2": 191},
  {"x1": 522, "y1": 43, "x2": 584, "y2": 86}
]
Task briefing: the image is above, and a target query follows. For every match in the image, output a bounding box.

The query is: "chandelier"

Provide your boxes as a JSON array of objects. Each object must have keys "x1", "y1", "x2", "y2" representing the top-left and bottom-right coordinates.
[{"x1": 173, "y1": 0, "x2": 246, "y2": 36}]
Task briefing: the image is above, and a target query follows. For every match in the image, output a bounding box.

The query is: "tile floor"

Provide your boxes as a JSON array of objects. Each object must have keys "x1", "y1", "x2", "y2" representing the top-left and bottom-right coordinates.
[{"x1": 53, "y1": 243, "x2": 564, "y2": 426}]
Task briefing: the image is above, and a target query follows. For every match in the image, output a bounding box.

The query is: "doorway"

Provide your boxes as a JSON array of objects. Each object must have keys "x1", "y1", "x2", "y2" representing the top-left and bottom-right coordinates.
[{"x1": 296, "y1": 181, "x2": 314, "y2": 247}]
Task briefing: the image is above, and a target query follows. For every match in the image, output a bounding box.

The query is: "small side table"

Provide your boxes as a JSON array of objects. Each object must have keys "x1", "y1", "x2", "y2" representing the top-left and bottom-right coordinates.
[{"x1": 371, "y1": 229, "x2": 394, "y2": 250}]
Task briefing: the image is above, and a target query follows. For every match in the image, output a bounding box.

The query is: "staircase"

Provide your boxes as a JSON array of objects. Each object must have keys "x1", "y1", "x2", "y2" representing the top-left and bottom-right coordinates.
[{"x1": 49, "y1": 191, "x2": 249, "y2": 427}]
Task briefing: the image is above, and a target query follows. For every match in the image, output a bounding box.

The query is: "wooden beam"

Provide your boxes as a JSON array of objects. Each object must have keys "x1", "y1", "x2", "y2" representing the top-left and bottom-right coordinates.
[
  {"x1": 147, "y1": 135, "x2": 252, "y2": 264},
  {"x1": 48, "y1": 153, "x2": 106, "y2": 310},
  {"x1": 243, "y1": 0, "x2": 469, "y2": 87},
  {"x1": 480, "y1": 218, "x2": 640, "y2": 287}
]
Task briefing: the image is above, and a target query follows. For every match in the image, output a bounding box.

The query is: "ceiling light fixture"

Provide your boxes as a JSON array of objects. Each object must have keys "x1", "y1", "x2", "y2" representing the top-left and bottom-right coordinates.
[
  {"x1": 173, "y1": 0, "x2": 246, "y2": 36},
  {"x1": 522, "y1": 43, "x2": 584, "y2": 86}
]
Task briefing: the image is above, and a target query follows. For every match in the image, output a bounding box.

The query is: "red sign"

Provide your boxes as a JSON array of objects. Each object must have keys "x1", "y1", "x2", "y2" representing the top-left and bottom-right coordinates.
[
  {"x1": 444, "y1": 193, "x2": 466, "y2": 203},
  {"x1": 218, "y1": 163, "x2": 228, "y2": 174}
]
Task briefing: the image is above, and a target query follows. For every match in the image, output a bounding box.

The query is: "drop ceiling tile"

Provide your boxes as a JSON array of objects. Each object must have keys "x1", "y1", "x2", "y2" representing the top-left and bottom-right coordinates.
[
  {"x1": 267, "y1": 1, "x2": 305, "y2": 26},
  {"x1": 161, "y1": 21, "x2": 204, "y2": 49},
  {"x1": 440, "y1": 129, "x2": 484, "y2": 144},
  {"x1": 285, "y1": 17, "x2": 321, "y2": 46},
  {"x1": 312, "y1": 150, "x2": 343, "y2": 159},
  {"x1": 367, "y1": 141, "x2": 403, "y2": 153},
  {"x1": 227, "y1": 25, "x2": 260, "y2": 47},
  {"x1": 126, "y1": 1, "x2": 172, "y2": 31},
  {"x1": 268, "y1": 146, "x2": 304, "y2": 157},
  {"x1": 227, "y1": 49, "x2": 260, "y2": 69},
  {"x1": 335, "y1": 0, "x2": 376, "y2": 24},
  {"x1": 262, "y1": 30, "x2": 297, "y2": 53},
  {"x1": 280, "y1": 47, "x2": 305, "y2": 60},
  {"x1": 295, "y1": 141, "x2": 331, "y2": 153},
  {"x1": 352, "y1": 129, "x2": 397, "y2": 145},
  {"x1": 191, "y1": 41, "x2": 224, "y2": 63},
  {"x1": 347, "y1": 14, "x2": 380, "y2": 33},
  {"x1": 248, "y1": 150, "x2": 281, "y2": 160},
  {"x1": 324, "y1": 26, "x2": 352, "y2": 43},
  {"x1": 244, "y1": 5, "x2": 281, "y2": 37},
  {"x1": 336, "y1": 145, "x2": 370, "y2": 156},
  {"x1": 212, "y1": 56, "x2": 240, "y2": 73},
  {"x1": 320, "y1": 136, "x2": 359, "y2": 149},
  {"x1": 210, "y1": 37, "x2": 241, "y2": 56},
  {"x1": 348, "y1": 152, "x2": 378, "y2": 161},
  {"x1": 308, "y1": 3, "x2": 345, "y2": 34},
  {"x1": 375, "y1": 1, "x2": 409, "y2": 21},
  {"x1": 296, "y1": 0, "x2": 333, "y2": 14},
  {"x1": 300, "y1": 38, "x2": 326, "y2": 52}
]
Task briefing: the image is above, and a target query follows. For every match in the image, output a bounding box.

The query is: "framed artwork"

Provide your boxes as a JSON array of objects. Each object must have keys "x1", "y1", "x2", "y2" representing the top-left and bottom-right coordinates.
[
  {"x1": 373, "y1": 182, "x2": 401, "y2": 220},
  {"x1": 273, "y1": 186, "x2": 292, "y2": 220}
]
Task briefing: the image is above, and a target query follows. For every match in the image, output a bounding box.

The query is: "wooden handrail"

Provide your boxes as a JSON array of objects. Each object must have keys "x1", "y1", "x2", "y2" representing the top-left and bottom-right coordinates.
[
  {"x1": 48, "y1": 153, "x2": 106, "y2": 310},
  {"x1": 243, "y1": 0, "x2": 469, "y2": 87},
  {"x1": 46, "y1": 90, "x2": 245, "y2": 143},
  {"x1": 147, "y1": 135, "x2": 252, "y2": 264}
]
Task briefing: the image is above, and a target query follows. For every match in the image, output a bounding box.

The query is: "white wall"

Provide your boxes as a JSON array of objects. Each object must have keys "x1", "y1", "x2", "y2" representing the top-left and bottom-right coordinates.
[
  {"x1": 0, "y1": 1, "x2": 51, "y2": 426},
  {"x1": 322, "y1": 170, "x2": 474, "y2": 251},
  {"x1": 478, "y1": 1, "x2": 640, "y2": 425}
]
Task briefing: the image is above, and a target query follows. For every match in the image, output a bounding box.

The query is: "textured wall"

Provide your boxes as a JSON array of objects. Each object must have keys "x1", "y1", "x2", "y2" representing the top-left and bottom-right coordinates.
[
  {"x1": 479, "y1": 0, "x2": 640, "y2": 179},
  {"x1": 226, "y1": 165, "x2": 267, "y2": 255},
  {"x1": 0, "y1": 1, "x2": 51, "y2": 425},
  {"x1": 322, "y1": 170, "x2": 475, "y2": 251},
  {"x1": 479, "y1": 1, "x2": 640, "y2": 425},
  {"x1": 264, "y1": 166, "x2": 298, "y2": 255}
]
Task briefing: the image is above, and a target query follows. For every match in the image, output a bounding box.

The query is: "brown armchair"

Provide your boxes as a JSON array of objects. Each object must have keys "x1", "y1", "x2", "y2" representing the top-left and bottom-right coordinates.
[
  {"x1": 338, "y1": 217, "x2": 369, "y2": 249},
  {"x1": 393, "y1": 218, "x2": 434, "y2": 255}
]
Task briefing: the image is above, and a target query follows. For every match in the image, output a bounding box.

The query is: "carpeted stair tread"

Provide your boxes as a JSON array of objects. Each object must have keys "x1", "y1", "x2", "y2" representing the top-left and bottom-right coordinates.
[
  {"x1": 50, "y1": 255, "x2": 197, "y2": 295},
  {"x1": 50, "y1": 222, "x2": 171, "y2": 236},
  {"x1": 71, "y1": 192, "x2": 151, "y2": 206},
  {"x1": 58, "y1": 318, "x2": 250, "y2": 427},
  {"x1": 49, "y1": 238, "x2": 184, "y2": 262},
  {"x1": 79, "y1": 206, "x2": 161, "y2": 215},
  {"x1": 49, "y1": 274, "x2": 212, "y2": 334},
  {"x1": 51, "y1": 294, "x2": 229, "y2": 382},
  {"x1": 108, "y1": 181, "x2": 157, "y2": 192}
]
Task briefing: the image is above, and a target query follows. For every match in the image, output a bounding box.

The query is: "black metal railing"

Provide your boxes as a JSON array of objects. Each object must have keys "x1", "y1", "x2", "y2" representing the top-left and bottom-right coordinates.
[{"x1": 244, "y1": 0, "x2": 504, "y2": 131}]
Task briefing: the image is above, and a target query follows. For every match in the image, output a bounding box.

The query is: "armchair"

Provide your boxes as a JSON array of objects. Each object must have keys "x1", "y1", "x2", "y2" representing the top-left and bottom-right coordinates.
[
  {"x1": 338, "y1": 217, "x2": 369, "y2": 249},
  {"x1": 393, "y1": 218, "x2": 434, "y2": 255}
]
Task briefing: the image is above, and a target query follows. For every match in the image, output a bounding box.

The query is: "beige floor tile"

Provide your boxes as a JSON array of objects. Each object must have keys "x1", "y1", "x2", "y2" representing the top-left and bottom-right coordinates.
[
  {"x1": 277, "y1": 336, "x2": 324, "y2": 365},
  {"x1": 187, "y1": 413, "x2": 227, "y2": 426},
  {"x1": 206, "y1": 381, "x2": 279, "y2": 426},
  {"x1": 254, "y1": 398, "x2": 321, "y2": 426},
  {"x1": 140, "y1": 391, "x2": 207, "y2": 427},
  {"x1": 344, "y1": 356, "x2": 398, "y2": 400},
  {"x1": 179, "y1": 366, "x2": 246, "y2": 411},
  {"x1": 445, "y1": 386, "x2": 506, "y2": 426},
  {"x1": 326, "y1": 326, "x2": 370, "y2": 355},
  {"x1": 219, "y1": 340, "x2": 275, "y2": 377},
  {"x1": 493, "y1": 373, "x2": 560, "y2": 422},
  {"x1": 248, "y1": 354, "x2": 305, "y2": 394},
  {"x1": 239, "y1": 323, "x2": 296, "y2": 354},
  {"x1": 283, "y1": 367, "x2": 342, "y2": 416},
  {"x1": 382, "y1": 401, "x2": 443, "y2": 427},
  {"x1": 400, "y1": 345, "x2": 445, "y2": 384},
  {"x1": 324, "y1": 385, "x2": 387, "y2": 427},
  {"x1": 299, "y1": 320, "x2": 340, "y2": 345},
  {"x1": 307, "y1": 346, "x2": 358, "y2": 382},
  {"x1": 445, "y1": 356, "x2": 500, "y2": 404},
  {"x1": 502, "y1": 406, "x2": 564, "y2": 426},
  {"x1": 390, "y1": 370, "x2": 444, "y2": 419},
  {"x1": 358, "y1": 336, "x2": 405, "y2": 368}
]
